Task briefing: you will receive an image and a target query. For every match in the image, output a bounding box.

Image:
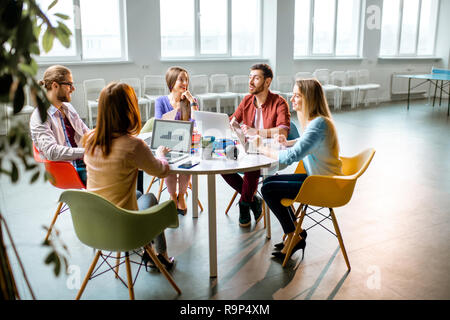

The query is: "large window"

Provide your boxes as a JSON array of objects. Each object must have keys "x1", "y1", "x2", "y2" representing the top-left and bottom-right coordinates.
[
  {"x1": 160, "y1": 0, "x2": 261, "y2": 58},
  {"x1": 379, "y1": 0, "x2": 439, "y2": 57},
  {"x1": 36, "y1": 0, "x2": 127, "y2": 62},
  {"x1": 294, "y1": 0, "x2": 362, "y2": 57}
]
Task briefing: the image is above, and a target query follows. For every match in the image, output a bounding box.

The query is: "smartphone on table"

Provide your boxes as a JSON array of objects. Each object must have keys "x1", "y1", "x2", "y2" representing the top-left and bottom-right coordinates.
[{"x1": 178, "y1": 160, "x2": 200, "y2": 169}]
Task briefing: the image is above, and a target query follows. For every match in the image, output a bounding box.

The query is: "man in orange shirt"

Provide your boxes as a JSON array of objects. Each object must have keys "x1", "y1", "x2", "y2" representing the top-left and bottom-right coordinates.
[{"x1": 222, "y1": 64, "x2": 291, "y2": 227}]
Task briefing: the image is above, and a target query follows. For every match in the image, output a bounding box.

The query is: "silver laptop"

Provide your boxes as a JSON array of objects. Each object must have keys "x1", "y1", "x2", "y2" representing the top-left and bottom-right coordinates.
[
  {"x1": 192, "y1": 110, "x2": 231, "y2": 139},
  {"x1": 150, "y1": 119, "x2": 193, "y2": 163}
]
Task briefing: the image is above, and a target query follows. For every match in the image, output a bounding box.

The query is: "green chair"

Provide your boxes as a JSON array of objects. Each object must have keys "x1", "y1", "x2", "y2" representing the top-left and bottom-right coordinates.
[{"x1": 59, "y1": 190, "x2": 181, "y2": 299}]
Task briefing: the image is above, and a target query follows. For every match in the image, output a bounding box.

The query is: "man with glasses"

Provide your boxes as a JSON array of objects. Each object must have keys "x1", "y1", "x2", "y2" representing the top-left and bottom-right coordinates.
[
  {"x1": 30, "y1": 65, "x2": 90, "y2": 185},
  {"x1": 222, "y1": 64, "x2": 291, "y2": 228}
]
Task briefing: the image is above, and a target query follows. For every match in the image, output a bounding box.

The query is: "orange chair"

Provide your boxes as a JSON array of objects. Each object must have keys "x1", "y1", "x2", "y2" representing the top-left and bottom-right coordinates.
[{"x1": 33, "y1": 144, "x2": 85, "y2": 241}]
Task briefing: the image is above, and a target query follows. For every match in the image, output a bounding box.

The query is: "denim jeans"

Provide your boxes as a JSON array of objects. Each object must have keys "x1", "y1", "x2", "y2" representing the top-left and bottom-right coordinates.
[{"x1": 137, "y1": 192, "x2": 167, "y2": 254}]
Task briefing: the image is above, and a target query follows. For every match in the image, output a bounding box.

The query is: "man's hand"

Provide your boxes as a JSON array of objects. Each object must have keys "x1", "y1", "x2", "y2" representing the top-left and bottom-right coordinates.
[{"x1": 241, "y1": 124, "x2": 258, "y2": 136}]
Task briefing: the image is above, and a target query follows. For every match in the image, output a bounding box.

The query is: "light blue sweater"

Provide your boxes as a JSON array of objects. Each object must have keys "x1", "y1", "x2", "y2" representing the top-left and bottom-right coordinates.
[{"x1": 278, "y1": 117, "x2": 342, "y2": 176}]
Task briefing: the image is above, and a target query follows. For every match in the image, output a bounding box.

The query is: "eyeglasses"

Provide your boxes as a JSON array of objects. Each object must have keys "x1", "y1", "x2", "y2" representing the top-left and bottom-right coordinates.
[{"x1": 58, "y1": 82, "x2": 75, "y2": 88}]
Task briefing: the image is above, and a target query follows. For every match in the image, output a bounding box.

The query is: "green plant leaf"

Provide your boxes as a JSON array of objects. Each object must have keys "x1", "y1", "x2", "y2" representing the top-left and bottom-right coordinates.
[
  {"x1": 30, "y1": 171, "x2": 40, "y2": 183},
  {"x1": 48, "y1": 0, "x2": 58, "y2": 11},
  {"x1": 42, "y1": 27, "x2": 55, "y2": 53},
  {"x1": 44, "y1": 251, "x2": 56, "y2": 264},
  {"x1": 55, "y1": 25, "x2": 70, "y2": 48},
  {"x1": 54, "y1": 13, "x2": 69, "y2": 20},
  {"x1": 10, "y1": 160, "x2": 18, "y2": 183},
  {"x1": 13, "y1": 82, "x2": 25, "y2": 114}
]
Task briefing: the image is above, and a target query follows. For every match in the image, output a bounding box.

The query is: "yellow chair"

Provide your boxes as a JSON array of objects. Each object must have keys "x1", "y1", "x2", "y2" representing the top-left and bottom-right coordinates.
[{"x1": 280, "y1": 148, "x2": 376, "y2": 268}]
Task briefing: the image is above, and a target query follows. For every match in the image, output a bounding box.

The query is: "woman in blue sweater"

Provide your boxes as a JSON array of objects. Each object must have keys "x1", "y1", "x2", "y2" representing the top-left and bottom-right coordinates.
[
  {"x1": 253, "y1": 78, "x2": 342, "y2": 260},
  {"x1": 155, "y1": 67, "x2": 199, "y2": 215}
]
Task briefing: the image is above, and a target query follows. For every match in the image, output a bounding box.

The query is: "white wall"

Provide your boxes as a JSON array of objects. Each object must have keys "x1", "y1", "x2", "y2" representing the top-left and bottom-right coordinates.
[{"x1": 36, "y1": 0, "x2": 450, "y2": 120}]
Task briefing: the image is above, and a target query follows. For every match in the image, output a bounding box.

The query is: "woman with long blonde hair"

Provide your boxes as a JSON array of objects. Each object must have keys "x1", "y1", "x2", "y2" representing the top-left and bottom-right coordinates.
[
  {"x1": 253, "y1": 78, "x2": 343, "y2": 262},
  {"x1": 83, "y1": 82, "x2": 175, "y2": 270}
]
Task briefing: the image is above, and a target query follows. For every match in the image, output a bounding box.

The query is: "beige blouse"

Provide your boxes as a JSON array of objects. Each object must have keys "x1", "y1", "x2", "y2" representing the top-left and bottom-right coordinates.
[{"x1": 84, "y1": 134, "x2": 170, "y2": 210}]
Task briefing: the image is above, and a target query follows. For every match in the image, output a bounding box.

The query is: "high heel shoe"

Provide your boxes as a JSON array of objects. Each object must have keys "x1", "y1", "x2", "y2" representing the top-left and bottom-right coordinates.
[
  {"x1": 157, "y1": 254, "x2": 175, "y2": 271},
  {"x1": 141, "y1": 251, "x2": 175, "y2": 271},
  {"x1": 273, "y1": 230, "x2": 307, "y2": 250},
  {"x1": 176, "y1": 194, "x2": 187, "y2": 216},
  {"x1": 272, "y1": 238, "x2": 306, "y2": 260},
  {"x1": 141, "y1": 250, "x2": 156, "y2": 271}
]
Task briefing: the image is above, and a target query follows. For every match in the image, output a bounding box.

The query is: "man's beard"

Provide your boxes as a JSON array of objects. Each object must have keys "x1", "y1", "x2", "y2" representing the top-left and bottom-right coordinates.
[
  {"x1": 249, "y1": 82, "x2": 265, "y2": 95},
  {"x1": 57, "y1": 90, "x2": 70, "y2": 102}
]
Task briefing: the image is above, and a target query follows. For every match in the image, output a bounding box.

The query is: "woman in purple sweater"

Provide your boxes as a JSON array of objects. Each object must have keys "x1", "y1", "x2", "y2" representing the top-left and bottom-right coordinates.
[{"x1": 155, "y1": 66, "x2": 199, "y2": 215}]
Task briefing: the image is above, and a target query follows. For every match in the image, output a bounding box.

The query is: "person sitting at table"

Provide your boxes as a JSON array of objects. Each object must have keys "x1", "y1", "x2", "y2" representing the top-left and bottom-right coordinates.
[
  {"x1": 251, "y1": 78, "x2": 343, "y2": 261},
  {"x1": 83, "y1": 82, "x2": 175, "y2": 270},
  {"x1": 222, "y1": 63, "x2": 291, "y2": 228},
  {"x1": 29, "y1": 65, "x2": 89, "y2": 185},
  {"x1": 154, "y1": 66, "x2": 199, "y2": 215}
]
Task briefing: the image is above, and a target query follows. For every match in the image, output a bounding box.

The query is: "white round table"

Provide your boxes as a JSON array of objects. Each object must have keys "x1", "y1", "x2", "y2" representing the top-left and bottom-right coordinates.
[{"x1": 170, "y1": 150, "x2": 278, "y2": 278}]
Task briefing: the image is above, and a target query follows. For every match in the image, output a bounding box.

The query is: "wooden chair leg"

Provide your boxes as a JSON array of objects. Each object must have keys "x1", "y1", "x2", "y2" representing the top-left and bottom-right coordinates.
[
  {"x1": 76, "y1": 250, "x2": 101, "y2": 300},
  {"x1": 225, "y1": 191, "x2": 238, "y2": 215},
  {"x1": 144, "y1": 245, "x2": 181, "y2": 295},
  {"x1": 124, "y1": 252, "x2": 135, "y2": 300},
  {"x1": 146, "y1": 176, "x2": 157, "y2": 194},
  {"x1": 330, "y1": 208, "x2": 351, "y2": 271},
  {"x1": 282, "y1": 207, "x2": 307, "y2": 267},
  {"x1": 156, "y1": 178, "x2": 165, "y2": 202},
  {"x1": 44, "y1": 202, "x2": 64, "y2": 242},
  {"x1": 115, "y1": 252, "x2": 121, "y2": 278}
]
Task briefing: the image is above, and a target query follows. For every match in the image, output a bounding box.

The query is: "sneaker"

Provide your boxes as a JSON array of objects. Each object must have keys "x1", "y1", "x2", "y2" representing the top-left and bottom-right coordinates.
[
  {"x1": 250, "y1": 195, "x2": 263, "y2": 224},
  {"x1": 238, "y1": 201, "x2": 251, "y2": 227}
]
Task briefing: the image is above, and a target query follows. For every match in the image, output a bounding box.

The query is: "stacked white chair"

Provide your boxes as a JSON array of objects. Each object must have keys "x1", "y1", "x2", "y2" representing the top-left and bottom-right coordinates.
[
  {"x1": 120, "y1": 78, "x2": 151, "y2": 121},
  {"x1": 83, "y1": 78, "x2": 106, "y2": 128},
  {"x1": 294, "y1": 71, "x2": 313, "y2": 80},
  {"x1": 143, "y1": 75, "x2": 167, "y2": 118},
  {"x1": 330, "y1": 71, "x2": 359, "y2": 109},
  {"x1": 189, "y1": 75, "x2": 220, "y2": 112},
  {"x1": 273, "y1": 76, "x2": 294, "y2": 109},
  {"x1": 357, "y1": 69, "x2": 380, "y2": 106},
  {"x1": 230, "y1": 75, "x2": 249, "y2": 104},
  {"x1": 209, "y1": 74, "x2": 239, "y2": 113},
  {"x1": 313, "y1": 69, "x2": 339, "y2": 110}
]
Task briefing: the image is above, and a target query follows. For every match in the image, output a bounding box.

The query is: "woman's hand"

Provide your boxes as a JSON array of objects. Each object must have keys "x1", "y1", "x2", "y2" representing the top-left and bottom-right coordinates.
[
  {"x1": 274, "y1": 133, "x2": 288, "y2": 146},
  {"x1": 156, "y1": 146, "x2": 171, "y2": 158},
  {"x1": 181, "y1": 90, "x2": 195, "y2": 104}
]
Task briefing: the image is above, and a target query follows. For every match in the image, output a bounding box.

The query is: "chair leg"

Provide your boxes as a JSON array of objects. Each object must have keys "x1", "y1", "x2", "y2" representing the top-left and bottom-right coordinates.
[
  {"x1": 188, "y1": 181, "x2": 204, "y2": 212},
  {"x1": 76, "y1": 250, "x2": 101, "y2": 300},
  {"x1": 146, "y1": 176, "x2": 157, "y2": 194},
  {"x1": 282, "y1": 205, "x2": 307, "y2": 267},
  {"x1": 44, "y1": 202, "x2": 64, "y2": 242},
  {"x1": 156, "y1": 178, "x2": 165, "y2": 202},
  {"x1": 144, "y1": 245, "x2": 181, "y2": 295},
  {"x1": 329, "y1": 208, "x2": 351, "y2": 271},
  {"x1": 124, "y1": 252, "x2": 135, "y2": 300},
  {"x1": 225, "y1": 191, "x2": 238, "y2": 215},
  {"x1": 115, "y1": 252, "x2": 121, "y2": 278}
]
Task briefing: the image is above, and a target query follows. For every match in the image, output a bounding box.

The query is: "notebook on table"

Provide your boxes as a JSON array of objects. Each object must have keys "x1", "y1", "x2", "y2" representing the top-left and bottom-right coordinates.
[
  {"x1": 192, "y1": 110, "x2": 231, "y2": 139},
  {"x1": 150, "y1": 119, "x2": 193, "y2": 164}
]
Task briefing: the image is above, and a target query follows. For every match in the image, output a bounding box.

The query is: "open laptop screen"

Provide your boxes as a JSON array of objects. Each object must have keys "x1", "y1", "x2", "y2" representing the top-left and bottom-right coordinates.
[{"x1": 151, "y1": 119, "x2": 193, "y2": 153}]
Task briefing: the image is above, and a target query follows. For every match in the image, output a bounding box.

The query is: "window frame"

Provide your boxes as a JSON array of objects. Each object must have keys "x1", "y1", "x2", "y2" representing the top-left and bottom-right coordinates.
[
  {"x1": 294, "y1": 0, "x2": 364, "y2": 59},
  {"x1": 35, "y1": 0, "x2": 128, "y2": 63},
  {"x1": 160, "y1": 0, "x2": 263, "y2": 59},
  {"x1": 379, "y1": 0, "x2": 440, "y2": 58}
]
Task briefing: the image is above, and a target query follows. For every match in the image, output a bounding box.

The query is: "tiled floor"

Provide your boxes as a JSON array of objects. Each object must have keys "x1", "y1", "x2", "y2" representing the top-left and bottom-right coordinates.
[{"x1": 1, "y1": 99, "x2": 449, "y2": 300}]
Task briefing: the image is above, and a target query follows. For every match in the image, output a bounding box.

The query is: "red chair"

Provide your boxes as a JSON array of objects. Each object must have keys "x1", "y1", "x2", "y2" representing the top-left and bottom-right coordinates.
[{"x1": 33, "y1": 144, "x2": 85, "y2": 241}]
